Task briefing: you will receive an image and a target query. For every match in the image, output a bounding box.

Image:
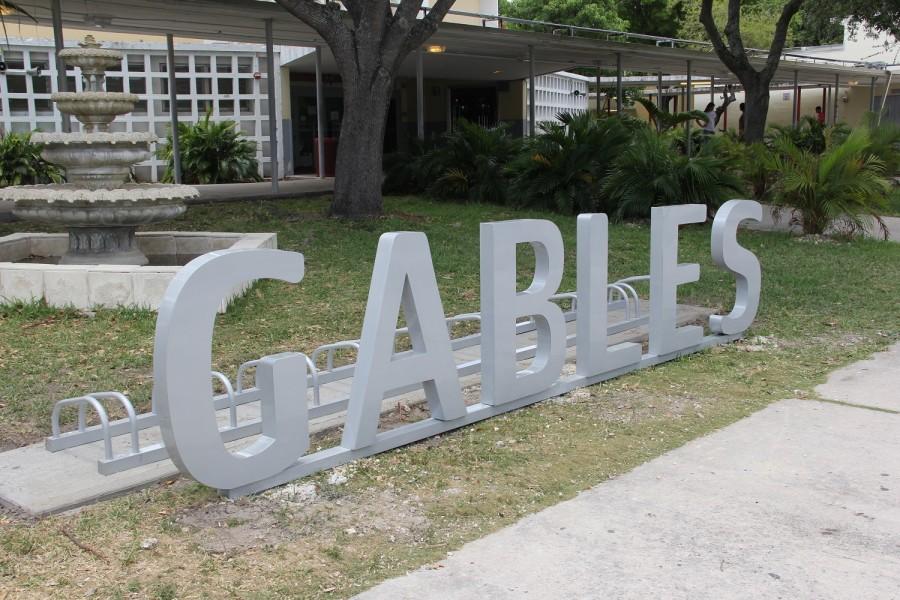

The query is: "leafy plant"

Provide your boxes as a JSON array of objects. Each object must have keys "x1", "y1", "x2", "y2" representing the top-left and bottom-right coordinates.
[
  {"x1": 382, "y1": 137, "x2": 440, "y2": 195},
  {"x1": 158, "y1": 112, "x2": 261, "y2": 184},
  {"x1": 507, "y1": 112, "x2": 634, "y2": 214},
  {"x1": 601, "y1": 127, "x2": 745, "y2": 220},
  {"x1": 861, "y1": 112, "x2": 900, "y2": 177},
  {"x1": 771, "y1": 127, "x2": 891, "y2": 237},
  {"x1": 635, "y1": 98, "x2": 710, "y2": 132},
  {"x1": 423, "y1": 119, "x2": 522, "y2": 204},
  {"x1": 0, "y1": 132, "x2": 64, "y2": 187}
]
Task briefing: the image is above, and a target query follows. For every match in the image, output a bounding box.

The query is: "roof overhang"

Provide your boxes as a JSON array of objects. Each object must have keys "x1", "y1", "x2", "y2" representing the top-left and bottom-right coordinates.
[{"x1": 11, "y1": 0, "x2": 890, "y2": 86}]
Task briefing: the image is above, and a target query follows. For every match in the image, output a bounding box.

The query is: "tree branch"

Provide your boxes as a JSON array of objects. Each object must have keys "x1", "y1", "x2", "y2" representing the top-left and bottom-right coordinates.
[
  {"x1": 763, "y1": 0, "x2": 806, "y2": 79},
  {"x1": 274, "y1": 0, "x2": 348, "y2": 47},
  {"x1": 699, "y1": 0, "x2": 746, "y2": 74},
  {"x1": 406, "y1": 0, "x2": 457, "y2": 51}
]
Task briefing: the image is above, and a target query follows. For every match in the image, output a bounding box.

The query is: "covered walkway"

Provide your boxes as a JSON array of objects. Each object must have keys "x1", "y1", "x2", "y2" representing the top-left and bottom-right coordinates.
[{"x1": 12, "y1": 0, "x2": 892, "y2": 182}]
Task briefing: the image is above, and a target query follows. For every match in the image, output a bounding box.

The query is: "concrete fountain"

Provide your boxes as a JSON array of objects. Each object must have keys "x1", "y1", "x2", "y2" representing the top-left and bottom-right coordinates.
[
  {"x1": 3, "y1": 35, "x2": 196, "y2": 266},
  {"x1": 0, "y1": 36, "x2": 276, "y2": 309}
]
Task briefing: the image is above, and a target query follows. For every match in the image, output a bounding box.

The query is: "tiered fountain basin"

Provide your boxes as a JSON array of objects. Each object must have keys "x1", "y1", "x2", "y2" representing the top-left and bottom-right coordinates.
[
  {"x1": 0, "y1": 231, "x2": 277, "y2": 310},
  {"x1": 0, "y1": 36, "x2": 278, "y2": 310}
]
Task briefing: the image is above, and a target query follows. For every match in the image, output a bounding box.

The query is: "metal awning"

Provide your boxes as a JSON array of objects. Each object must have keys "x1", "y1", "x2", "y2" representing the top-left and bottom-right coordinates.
[{"x1": 11, "y1": 0, "x2": 890, "y2": 86}]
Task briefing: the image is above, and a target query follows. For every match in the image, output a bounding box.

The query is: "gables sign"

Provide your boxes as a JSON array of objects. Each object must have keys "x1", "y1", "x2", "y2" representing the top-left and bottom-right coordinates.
[{"x1": 152, "y1": 201, "x2": 762, "y2": 497}]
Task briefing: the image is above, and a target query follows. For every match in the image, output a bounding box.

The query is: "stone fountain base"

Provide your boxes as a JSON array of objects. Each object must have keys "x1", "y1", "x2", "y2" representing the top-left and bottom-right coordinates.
[{"x1": 0, "y1": 231, "x2": 276, "y2": 310}]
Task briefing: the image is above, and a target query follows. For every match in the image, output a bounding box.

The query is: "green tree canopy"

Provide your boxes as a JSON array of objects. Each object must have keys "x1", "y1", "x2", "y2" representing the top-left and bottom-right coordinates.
[{"x1": 500, "y1": 0, "x2": 628, "y2": 31}]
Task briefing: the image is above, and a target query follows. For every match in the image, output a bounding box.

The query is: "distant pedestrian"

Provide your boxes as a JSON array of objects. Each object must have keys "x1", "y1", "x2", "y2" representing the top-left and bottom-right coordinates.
[
  {"x1": 699, "y1": 102, "x2": 717, "y2": 135},
  {"x1": 815, "y1": 105, "x2": 826, "y2": 126},
  {"x1": 738, "y1": 103, "x2": 746, "y2": 138}
]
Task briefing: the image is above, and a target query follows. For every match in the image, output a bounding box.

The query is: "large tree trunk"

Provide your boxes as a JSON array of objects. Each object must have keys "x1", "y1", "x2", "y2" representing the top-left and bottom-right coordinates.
[
  {"x1": 331, "y1": 80, "x2": 393, "y2": 218},
  {"x1": 274, "y1": 0, "x2": 458, "y2": 219},
  {"x1": 741, "y1": 77, "x2": 770, "y2": 143}
]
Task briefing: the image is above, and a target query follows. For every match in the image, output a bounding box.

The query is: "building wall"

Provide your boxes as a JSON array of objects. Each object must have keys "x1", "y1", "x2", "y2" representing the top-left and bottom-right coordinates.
[{"x1": 0, "y1": 39, "x2": 284, "y2": 181}]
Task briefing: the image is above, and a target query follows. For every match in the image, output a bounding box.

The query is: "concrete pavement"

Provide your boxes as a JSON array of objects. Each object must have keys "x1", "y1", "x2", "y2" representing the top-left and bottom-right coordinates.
[{"x1": 356, "y1": 342, "x2": 900, "y2": 600}]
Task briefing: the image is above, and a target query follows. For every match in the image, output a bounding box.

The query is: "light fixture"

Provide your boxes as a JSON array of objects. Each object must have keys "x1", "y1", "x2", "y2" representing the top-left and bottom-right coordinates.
[
  {"x1": 493, "y1": 69, "x2": 502, "y2": 75},
  {"x1": 426, "y1": 45, "x2": 446, "y2": 54},
  {"x1": 0, "y1": 6, "x2": 17, "y2": 16}
]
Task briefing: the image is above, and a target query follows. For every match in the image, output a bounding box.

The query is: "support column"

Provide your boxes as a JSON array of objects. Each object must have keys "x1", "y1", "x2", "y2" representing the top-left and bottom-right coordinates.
[
  {"x1": 685, "y1": 60, "x2": 692, "y2": 157},
  {"x1": 792, "y1": 70, "x2": 799, "y2": 127},
  {"x1": 314, "y1": 47, "x2": 326, "y2": 179},
  {"x1": 710, "y1": 74, "x2": 715, "y2": 105},
  {"x1": 528, "y1": 45, "x2": 536, "y2": 135},
  {"x1": 832, "y1": 73, "x2": 839, "y2": 125},
  {"x1": 869, "y1": 76, "x2": 877, "y2": 113},
  {"x1": 656, "y1": 71, "x2": 664, "y2": 131},
  {"x1": 166, "y1": 34, "x2": 182, "y2": 185},
  {"x1": 596, "y1": 62, "x2": 603, "y2": 115},
  {"x1": 51, "y1": 0, "x2": 70, "y2": 133},
  {"x1": 615, "y1": 52, "x2": 623, "y2": 114},
  {"x1": 416, "y1": 49, "x2": 425, "y2": 141},
  {"x1": 265, "y1": 19, "x2": 279, "y2": 192}
]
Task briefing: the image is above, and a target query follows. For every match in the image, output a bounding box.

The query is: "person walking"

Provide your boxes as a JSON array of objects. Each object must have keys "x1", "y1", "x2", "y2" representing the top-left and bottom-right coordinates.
[
  {"x1": 699, "y1": 102, "x2": 717, "y2": 135},
  {"x1": 815, "y1": 105, "x2": 826, "y2": 126},
  {"x1": 738, "y1": 103, "x2": 746, "y2": 138}
]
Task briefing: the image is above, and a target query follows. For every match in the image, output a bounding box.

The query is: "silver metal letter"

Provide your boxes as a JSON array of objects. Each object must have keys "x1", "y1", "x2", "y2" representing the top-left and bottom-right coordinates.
[
  {"x1": 649, "y1": 205, "x2": 707, "y2": 356},
  {"x1": 154, "y1": 249, "x2": 309, "y2": 490},
  {"x1": 710, "y1": 200, "x2": 762, "y2": 335},
  {"x1": 341, "y1": 232, "x2": 466, "y2": 450},
  {"x1": 576, "y1": 214, "x2": 642, "y2": 376},
  {"x1": 481, "y1": 220, "x2": 566, "y2": 405}
]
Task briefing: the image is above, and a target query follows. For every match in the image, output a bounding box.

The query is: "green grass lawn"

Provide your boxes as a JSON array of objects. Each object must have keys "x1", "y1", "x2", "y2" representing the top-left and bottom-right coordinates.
[{"x1": 0, "y1": 196, "x2": 898, "y2": 598}]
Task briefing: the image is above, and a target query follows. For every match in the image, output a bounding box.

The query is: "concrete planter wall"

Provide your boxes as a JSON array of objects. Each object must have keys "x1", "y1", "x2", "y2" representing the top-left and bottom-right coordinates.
[{"x1": 0, "y1": 232, "x2": 276, "y2": 310}]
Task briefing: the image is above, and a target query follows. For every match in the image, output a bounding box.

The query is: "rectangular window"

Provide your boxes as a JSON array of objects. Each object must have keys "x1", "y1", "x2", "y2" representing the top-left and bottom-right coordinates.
[
  {"x1": 6, "y1": 74, "x2": 27, "y2": 94},
  {"x1": 218, "y1": 99, "x2": 235, "y2": 115},
  {"x1": 129, "y1": 77, "x2": 147, "y2": 94},
  {"x1": 4, "y1": 52, "x2": 24, "y2": 70},
  {"x1": 218, "y1": 78, "x2": 234, "y2": 95},
  {"x1": 32, "y1": 76, "x2": 51, "y2": 94},
  {"x1": 216, "y1": 57, "x2": 233, "y2": 73},
  {"x1": 237, "y1": 57, "x2": 253, "y2": 73},
  {"x1": 106, "y1": 76, "x2": 124, "y2": 92},
  {"x1": 238, "y1": 78, "x2": 254, "y2": 95},
  {"x1": 126, "y1": 55, "x2": 145, "y2": 72},
  {"x1": 194, "y1": 55, "x2": 211, "y2": 73}
]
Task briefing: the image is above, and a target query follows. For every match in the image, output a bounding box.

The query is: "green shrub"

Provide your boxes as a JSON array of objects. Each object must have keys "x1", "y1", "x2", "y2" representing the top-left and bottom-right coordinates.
[
  {"x1": 158, "y1": 112, "x2": 261, "y2": 184},
  {"x1": 507, "y1": 112, "x2": 633, "y2": 214},
  {"x1": 635, "y1": 98, "x2": 710, "y2": 132},
  {"x1": 0, "y1": 132, "x2": 64, "y2": 187},
  {"x1": 601, "y1": 128, "x2": 745, "y2": 220},
  {"x1": 382, "y1": 137, "x2": 440, "y2": 195},
  {"x1": 771, "y1": 127, "x2": 891, "y2": 237}
]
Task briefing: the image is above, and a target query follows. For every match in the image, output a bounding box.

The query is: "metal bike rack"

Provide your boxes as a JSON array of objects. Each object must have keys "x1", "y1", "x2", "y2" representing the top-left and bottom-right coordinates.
[{"x1": 45, "y1": 277, "x2": 651, "y2": 476}]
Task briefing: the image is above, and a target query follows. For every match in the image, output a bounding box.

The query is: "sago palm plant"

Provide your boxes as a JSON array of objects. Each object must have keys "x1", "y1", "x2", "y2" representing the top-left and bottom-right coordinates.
[
  {"x1": 425, "y1": 119, "x2": 521, "y2": 204},
  {"x1": 506, "y1": 112, "x2": 633, "y2": 214},
  {"x1": 771, "y1": 128, "x2": 891, "y2": 238},
  {"x1": 158, "y1": 112, "x2": 261, "y2": 184},
  {"x1": 635, "y1": 98, "x2": 710, "y2": 132},
  {"x1": 601, "y1": 128, "x2": 744, "y2": 220},
  {"x1": 0, "y1": 132, "x2": 64, "y2": 187}
]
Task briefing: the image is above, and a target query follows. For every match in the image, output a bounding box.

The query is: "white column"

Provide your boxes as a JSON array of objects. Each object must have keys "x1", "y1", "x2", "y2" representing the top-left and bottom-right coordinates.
[
  {"x1": 314, "y1": 47, "x2": 326, "y2": 179},
  {"x1": 265, "y1": 19, "x2": 279, "y2": 192}
]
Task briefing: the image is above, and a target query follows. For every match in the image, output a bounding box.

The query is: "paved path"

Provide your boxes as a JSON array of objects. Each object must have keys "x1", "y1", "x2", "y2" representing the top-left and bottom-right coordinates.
[
  {"x1": 356, "y1": 342, "x2": 900, "y2": 600},
  {"x1": 747, "y1": 205, "x2": 900, "y2": 242}
]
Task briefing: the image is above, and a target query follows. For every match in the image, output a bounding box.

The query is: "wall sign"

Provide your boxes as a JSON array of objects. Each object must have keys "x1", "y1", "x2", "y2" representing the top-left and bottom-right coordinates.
[{"x1": 153, "y1": 201, "x2": 762, "y2": 497}]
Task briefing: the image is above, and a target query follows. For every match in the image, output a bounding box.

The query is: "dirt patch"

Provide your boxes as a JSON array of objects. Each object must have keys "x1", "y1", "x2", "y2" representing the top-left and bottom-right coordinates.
[
  {"x1": 177, "y1": 498, "x2": 297, "y2": 554},
  {"x1": 177, "y1": 484, "x2": 429, "y2": 555}
]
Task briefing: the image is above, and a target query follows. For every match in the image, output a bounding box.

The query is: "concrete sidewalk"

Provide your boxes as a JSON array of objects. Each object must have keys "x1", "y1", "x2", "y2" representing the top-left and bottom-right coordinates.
[
  {"x1": 356, "y1": 343, "x2": 900, "y2": 600},
  {"x1": 747, "y1": 205, "x2": 900, "y2": 242}
]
